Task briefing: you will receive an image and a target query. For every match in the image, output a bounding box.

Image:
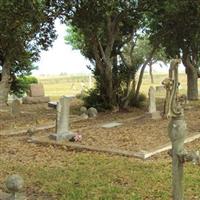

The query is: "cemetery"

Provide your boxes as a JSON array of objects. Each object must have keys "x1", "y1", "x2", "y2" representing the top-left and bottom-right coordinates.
[
  {"x1": 1, "y1": 1, "x2": 200, "y2": 200},
  {"x1": 1, "y1": 61, "x2": 200, "y2": 199}
]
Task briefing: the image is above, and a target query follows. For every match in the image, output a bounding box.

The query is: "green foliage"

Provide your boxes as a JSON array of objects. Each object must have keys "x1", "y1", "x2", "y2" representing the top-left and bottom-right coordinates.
[
  {"x1": 148, "y1": 0, "x2": 200, "y2": 59},
  {"x1": 0, "y1": 0, "x2": 58, "y2": 102},
  {"x1": 10, "y1": 76, "x2": 38, "y2": 98},
  {"x1": 130, "y1": 93, "x2": 147, "y2": 108},
  {"x1": 0, "y1": 0, "x2": 57, "y2": 63},
  {"x1": 63, "y1": 1, "x2": 147, "y2": 109},
  {"x1": 80, "y1": 88, "x2": 112, "y2": 111}
]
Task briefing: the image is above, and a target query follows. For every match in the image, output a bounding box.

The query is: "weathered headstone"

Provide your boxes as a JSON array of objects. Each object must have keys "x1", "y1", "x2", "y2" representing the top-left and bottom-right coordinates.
[
  {"x1": 80, "y1": 113, "x2": 89, "y2": 119},
  {"x1": 80, "y1": 106, "x2": 88, "y2": 119},
  {"x1": 29, "y1": 83, "x2": 45, "y2": 97},
  {"x1": 22, "y1": 83, "x2": 50, "y2": 104},
  {"x1": 87, "y1": 107, "x2": 98, "y2": 118},
  {"x1": 10, "y1": 99, "x2": 21, "y2": 116},
  {"x1": 49, "y1": 96, "x2": 76, "y2": 141},
  {"x1": 0, "y1": 174, "x2": 26, "y2": 200},
  {"x1": 148, "y1": 86, "x2": 161, "y2": 119},
  {"x1": 80, "y1": 106, "x2": 87, "y2": 114},
  {"x1": 148, "y1": 86, "x2": 156, "y2": 113}
]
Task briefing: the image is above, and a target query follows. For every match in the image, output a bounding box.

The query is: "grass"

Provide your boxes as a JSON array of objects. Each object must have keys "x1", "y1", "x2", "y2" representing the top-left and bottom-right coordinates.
[
  {"x1": 38, "y1": 75, "x2": 94, "y2": 101},
  {"x1": 1, "y1": 151, "x2": 200, "y2": 200},
  {"x1": 37, "y1": 73, "x2": 190, "y2": 101}
]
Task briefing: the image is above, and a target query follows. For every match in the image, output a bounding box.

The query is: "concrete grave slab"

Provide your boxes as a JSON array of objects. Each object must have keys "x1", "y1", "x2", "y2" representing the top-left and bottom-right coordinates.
[
  {"x1": 29, "y1": 131, "x2": 200, "y2": 160},
  {"x1": 101, "y1": 122, "x2": 123, "y2": 128}
]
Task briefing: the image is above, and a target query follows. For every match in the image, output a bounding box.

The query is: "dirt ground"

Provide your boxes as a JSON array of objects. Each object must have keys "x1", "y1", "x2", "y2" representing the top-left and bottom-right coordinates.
[{"x1": 1, "y1": 99, "x2": 200, "y2": 153}]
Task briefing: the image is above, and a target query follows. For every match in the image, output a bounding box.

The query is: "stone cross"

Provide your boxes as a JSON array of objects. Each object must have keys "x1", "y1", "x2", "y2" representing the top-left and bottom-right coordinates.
[
  {"x1": 50, "y1": 96, "x2": 75, "y2": 141},
  {"x1": 167, "y1": 59, "x2": 200, "y2": 200},
  {"x1": 148, "y1": 86, "x2": 156, "y2": 113}
]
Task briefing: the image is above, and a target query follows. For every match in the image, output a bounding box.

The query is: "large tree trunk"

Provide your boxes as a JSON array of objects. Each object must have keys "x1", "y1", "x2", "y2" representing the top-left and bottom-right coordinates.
[
  {"x1": 0, "y1": 61, "x2": 11, "y2": 105},
  {"x1": 149, "y1": 61, "x2": 154, "y2": 84},
  {"x1": 104, "y1": 64, "x2": 114, "y2": 107},
  {"x1": 186, "y1": 67, "x2": 198, "y2": 100},
  {"x1": 122, "y1": 76, "x2": 136, "y2": 108},
  {"x1": 93, "y1": 42, "x2": 114, "y2": 108},
  {"x1": 133, "y1": 48, "x2": 156, "y2": 103},
  {"x1": 182, "y1": 53, "x2": 198, "y2": 100}
]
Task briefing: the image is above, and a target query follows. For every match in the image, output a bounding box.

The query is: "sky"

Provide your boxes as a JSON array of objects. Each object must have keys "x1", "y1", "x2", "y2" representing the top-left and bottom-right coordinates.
[
  {"x1": 32, "y1": 20, "x2": 185, "y2": 76},
  {"x1": 32, "y1": 20, "x2": 91, "y2": 75}
]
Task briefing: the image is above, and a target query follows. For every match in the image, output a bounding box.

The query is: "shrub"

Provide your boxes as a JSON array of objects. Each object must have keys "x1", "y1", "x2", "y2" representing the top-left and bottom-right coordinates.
[
  {"x1": 10, "y1": 76, "x2": 38, "y2": 97},
  {"x1": 79, "y1": 88, "x2": 112, "y2": 111},
  {"x1": 130, "y1": 93, "x2": 147, "y2": 108}
]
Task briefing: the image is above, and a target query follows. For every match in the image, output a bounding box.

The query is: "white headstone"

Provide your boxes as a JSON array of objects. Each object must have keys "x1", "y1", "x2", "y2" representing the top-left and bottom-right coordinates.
[{"x1": 148, "y1": 86, "x2": 157, "y2": 113}]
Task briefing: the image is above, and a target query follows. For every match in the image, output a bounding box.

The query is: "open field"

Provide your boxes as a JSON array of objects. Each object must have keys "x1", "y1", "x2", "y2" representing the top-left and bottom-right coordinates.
[
  {"x1": 38, "y1": 75, "x2": 94, "y2": 101},
  {"x1": 37, "y1": 72, "x2": 191, "y2": 101}
]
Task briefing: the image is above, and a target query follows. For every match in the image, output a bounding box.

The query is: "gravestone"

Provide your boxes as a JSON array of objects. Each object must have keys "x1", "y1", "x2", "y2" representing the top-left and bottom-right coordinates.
[
  {"x1": 49, "y1": 96, "x2": 76, "y2": 141},
  {"x1": 87, "y1": 107, "x2": 98, "y2": 117},
  {"x1": 148, "y1": 86, "x2": 156, "y2": 113},
  {"x1": 148, "y1": 86, "x2": 161, "y2": 119},
  {"x1": 80, "y1": 106, "x2": 87, "y2": 114},
  {"x1": 22, "y1": 83, "x2": 50, "y2": 104},
  {"x1": 29, "y1": 83, "x2": 45, "y2": 97},
  {"x1": 10, "y1": 99, "x2": 21, "y2": 116},
  {"x1": 101, "y1": 122, "x2": 123, "y2": 128},
  {"x1": 80, "y1": 113, "x2": 89, "y2": 119},
  {"x1": 80, "y1": 106, "x2": 88, "y2": 119}
]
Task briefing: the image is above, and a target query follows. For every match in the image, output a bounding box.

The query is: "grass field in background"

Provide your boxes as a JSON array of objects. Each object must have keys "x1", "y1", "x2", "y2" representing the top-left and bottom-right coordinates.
[
  {"x1": 37, "y1": 73, "x2": 189, "y2": 101},
  {"x1": 38, "y1": 75, "x2": 94, "y2": 101}
]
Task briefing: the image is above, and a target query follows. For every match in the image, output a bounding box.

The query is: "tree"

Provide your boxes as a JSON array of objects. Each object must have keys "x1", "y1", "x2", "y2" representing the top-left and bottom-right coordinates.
[
  {"x1": 10, "y1": 76, "x2": 38, "y2": 98},
  {"x1": 0, "y1": 0, "x2": 58, "y2": 105},
  {"x1": 119, "y1": 36, "x2": 162, "y2": 107},
  {"x1": 148, "y1": 0, "x2": 200, "y2": 100},
  {"x1": 64, "y1": 0, "x2": 148, "y2": 109}
]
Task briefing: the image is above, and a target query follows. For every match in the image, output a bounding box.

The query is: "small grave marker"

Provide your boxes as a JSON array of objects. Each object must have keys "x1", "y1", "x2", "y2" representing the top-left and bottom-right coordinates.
[
  {"x1": 0, "y1": 174, "x2": 26, "y2": 200},
  {"x1": 101, "y1": 122, "x2": 123, "y2": 128},
  {"x1": 10, "y1": 99, "x2": 21, "y2": 116}
]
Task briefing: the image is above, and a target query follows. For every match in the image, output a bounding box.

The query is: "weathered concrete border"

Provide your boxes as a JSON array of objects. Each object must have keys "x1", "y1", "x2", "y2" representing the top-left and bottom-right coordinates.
[
  {"x1": 0, "y1": 124, "x2": 55, "y2": 137},
  {"x1": 29, "y1": 136, "x2": 145, "y2": 159},
  {"x1": 29, "y1": 132, "x2": 200, "y2": 160},
  {"x1": 0, "y1": 114, "x2": 145, "y2": 137},
  {"x1": 138, "y1": 132, "x2": 200, "y2": 159}
]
